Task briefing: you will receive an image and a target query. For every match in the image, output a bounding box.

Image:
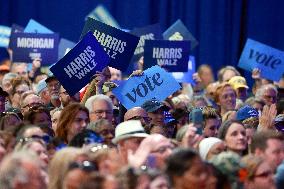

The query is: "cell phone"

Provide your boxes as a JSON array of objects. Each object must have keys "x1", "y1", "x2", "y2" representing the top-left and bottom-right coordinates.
[
  {"x1": 191, "y1": 108, "x2": 203, "y2": 124},
  {"x1": 191, "y1": 108, "x2": 204, "y2": 135}
]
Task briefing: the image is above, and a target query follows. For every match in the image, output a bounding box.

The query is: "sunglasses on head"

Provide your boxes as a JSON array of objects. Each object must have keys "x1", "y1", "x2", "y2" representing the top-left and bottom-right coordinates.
[{"x1": 68, "y1": 160, "x2": 98, "y2": 172}]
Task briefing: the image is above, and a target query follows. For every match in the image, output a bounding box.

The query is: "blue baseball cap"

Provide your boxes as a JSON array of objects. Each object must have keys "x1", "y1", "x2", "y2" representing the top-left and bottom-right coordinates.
[
  {"x1": 141, "y1": 99, "x2": 168, "y2": 113},
  {"x1": 236, "y1": 105, "x2": 259, "y2": 121}
]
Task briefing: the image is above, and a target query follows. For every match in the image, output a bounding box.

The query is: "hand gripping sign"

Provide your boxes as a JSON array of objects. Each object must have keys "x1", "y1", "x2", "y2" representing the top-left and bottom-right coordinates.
[
  {"x1": 50, "y1": 31, "x2": 110, "y2": 96},
  {"x1": 113, "y1": 65, "x2": 181, "y2": 109}
]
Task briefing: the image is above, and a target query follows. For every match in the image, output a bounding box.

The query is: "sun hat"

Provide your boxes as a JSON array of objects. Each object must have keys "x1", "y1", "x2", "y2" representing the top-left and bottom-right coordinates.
[{"x1": 112, "y1": 120, "x2": 149, "y2": 144}]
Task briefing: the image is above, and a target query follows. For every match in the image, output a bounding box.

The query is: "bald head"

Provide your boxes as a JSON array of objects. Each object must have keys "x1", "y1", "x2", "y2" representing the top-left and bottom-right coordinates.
[
  {"x1": 124, "y1": 107, "x2": 147, "y2": 121},
  {"x1": 124, "y1": 107, "x2": 150, "y2": 129}
]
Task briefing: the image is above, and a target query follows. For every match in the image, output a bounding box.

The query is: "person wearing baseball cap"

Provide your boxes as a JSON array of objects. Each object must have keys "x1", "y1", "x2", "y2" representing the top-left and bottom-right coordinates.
[
  {"x1": 236, "y1": 105, "x2": 259, "y2": 151},
  {"x1": 112, "y1": 120, "x2": 149, "y2": 164},
  {"x1": 141, "y1": 99, "x2": 168, "y2": 127},
  {"x1": 229, "y1": 76, "x2": 249, "y2": 102}
]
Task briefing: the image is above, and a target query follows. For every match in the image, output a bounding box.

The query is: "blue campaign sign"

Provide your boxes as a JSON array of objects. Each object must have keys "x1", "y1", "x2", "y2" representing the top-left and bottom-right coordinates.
[
  {"x1": 24, "y1": 19, "x2": 53, "y2": 34},
  {"x1": 238, "y1": 38, "x2": 284, "y2": 81},
  {"x1": 85, "y1": 4, "x2": 121, "y2": 29},
  {"x1": 9, "y1": 33, "x2": 59, "y2": 66},
  {"x1": 50, "y1": 31, "x2": 110, "y2": 96},
  {"x1": 113, "y1": 65, "x2": 181, "y2": 109},
  {"x1": 143, "y1": 40, "x2": 191, "y2": 72},
  {"x1": 172, "y1": 56, "x2": 196, "y2": 84},
  {"x1": 58, "y1": 38, "x2": 76, "y2": 60},
  {"x1": 163, "y1": 19, "x2": 198, "y2": 50},
  {"x1": 80, "y1": 17, "x2": 139, "y2": 71},
  {"x1": 130, "y1": 24, "x2": 163, "y2": 61},
  {"x1": 8, "y1": 24, "x2": 24, "y2": 48},
  {"x1": 0, "y1": 25, "x2": 11, "y2": 47}
]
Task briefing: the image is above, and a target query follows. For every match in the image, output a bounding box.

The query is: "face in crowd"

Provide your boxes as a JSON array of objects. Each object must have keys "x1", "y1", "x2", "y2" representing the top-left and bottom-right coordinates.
[
  {"x1": 90, "y1": 99, "x2": 113, "y2": 123},
  {"x1": 47, "y1": 78, "x2": 61, "y2": 100}
]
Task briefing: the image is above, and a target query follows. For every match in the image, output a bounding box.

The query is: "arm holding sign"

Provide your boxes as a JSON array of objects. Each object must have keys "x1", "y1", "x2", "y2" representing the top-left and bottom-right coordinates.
[
  {"x1": 192, "y1": 73, "x2": 204, "y2": 94},
  {"x1": 28, "y1": 58, "x2": 41, "y2": 81},
  {"x1": 81, "y1": 67, "x2": 111, "y2": 104}
]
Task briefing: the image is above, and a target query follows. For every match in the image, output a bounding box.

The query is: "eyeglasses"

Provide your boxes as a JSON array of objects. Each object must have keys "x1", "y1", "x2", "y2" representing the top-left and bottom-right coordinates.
[
  {"x1": 47, "y1": 82, "x2": 61, "y2": 89},
  {"x1": 0, "y1": 111, "x2": 20, "y2": 119},
  {"x1": 254, "y1": 170, "x2": 273, "y2": 178},
  {"x1": 22, "y1": 102, "x2": 45, "y2": 109},
  {"x1": 263, "y1": 95, "x2": 276, "y2": 101},
  {"x1": 68, "y1": 160, "x2": 98, "y2": 172},
  {"x1": 15, "y1": 90, "x2": 26, "y2": 95},
  {"x1": 91, "y1": 110, "x2": 113, "y2": 116},
  {"x1": 18, "y1": 135, "x2": 53, "y2": 144}
]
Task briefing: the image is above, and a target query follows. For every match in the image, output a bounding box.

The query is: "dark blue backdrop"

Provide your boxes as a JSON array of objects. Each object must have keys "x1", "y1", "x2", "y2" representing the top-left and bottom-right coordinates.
[{"x1": 1, "y1": 0, "x2": 284, "y2": 84}]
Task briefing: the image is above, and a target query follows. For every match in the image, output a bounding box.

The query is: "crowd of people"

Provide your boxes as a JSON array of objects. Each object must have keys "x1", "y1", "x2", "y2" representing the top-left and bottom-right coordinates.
[{"x1": 0, "y1": 47, "x2": 283, "y2": 189}]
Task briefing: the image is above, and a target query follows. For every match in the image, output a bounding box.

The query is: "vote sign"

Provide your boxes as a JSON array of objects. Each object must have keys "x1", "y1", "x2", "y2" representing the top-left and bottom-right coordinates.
[
  {"x1": 144, "y1": 40, "x2": 190, "y2": 72},
  {"x1": 113, "y1": 65, "x2": 181, "y2": 109},
  {"x1": 238, "y1": 38, "x2": 284, "y2": 81},
  {"x1": 80, "y1": 17, "x2": 139, "y2": 71},
  {"x1": 50, "y1": 31, "x2": 110, "y2": 96}
]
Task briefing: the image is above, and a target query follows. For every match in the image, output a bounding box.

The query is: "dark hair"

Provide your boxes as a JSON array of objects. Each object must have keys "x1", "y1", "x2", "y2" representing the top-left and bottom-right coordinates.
[
  {"x1": 218, "y1": 120, "x2": 244, "y2": 140},
  {"x1": 165, "y1": 148, "x2": 199, "y2": 184},
  {"x1": 23, "y1": 105, "x2": 51, "y2": 125},
  {"x1": 202, "y1": 106, "x2": 221, "y2": 121},
  {"x1": 251, "y1": 130, "x2": 284, "y2": 153},
  {"x1": 277, "y1": 100, "x2": 284, "y2": 115},
  {"x1": 68, "y1": 129, "x2": 102, "y2": 147}
]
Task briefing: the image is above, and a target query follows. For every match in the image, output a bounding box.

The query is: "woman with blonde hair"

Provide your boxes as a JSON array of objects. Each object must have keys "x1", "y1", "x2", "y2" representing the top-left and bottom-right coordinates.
[{"x1": 48, "y1": 147, "x2": 85, "y2": 189}]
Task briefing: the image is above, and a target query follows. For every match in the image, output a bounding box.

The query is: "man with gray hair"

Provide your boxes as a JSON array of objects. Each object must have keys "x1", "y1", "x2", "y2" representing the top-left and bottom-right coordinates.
[
  {"x1": 255, "y1": 84, "x2": 278, "y2": 106},
  {"x1": 0, "y1": 150, "x2": 46, "y2": 189},
  {"x1": 85, "y1": 94, "x2": 113, "y2": 123}
]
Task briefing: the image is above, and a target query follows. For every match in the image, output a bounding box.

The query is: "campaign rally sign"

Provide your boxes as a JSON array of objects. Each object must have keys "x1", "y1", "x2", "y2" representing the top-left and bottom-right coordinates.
[
  {"x1": 8, "y1": 24, "x2": 24, "y2": 48},
  {"x1": 9, "y1": 33, "x2": 59, "y2": 66},
  {"x1": 50, "y1": 31, "x2": 110, "y2": 96},
  {"x1": 143, "y1": 40, "x2": 191, "y2": 72},
  {"x1": 85, "y1": 4, "x2": 120, "y2": 29},
  {"x1": 24, "y1": 19, "x2": 53, "y2": 33},
  {"x1": 58, "y1": 38, "x2": 76, "y2": 60},
  {"x1": 172, "y1": 56, "x2": 196, "y2": 84},
  {"x1": 0, "y1": 25, "x2": 11, "y2": 47},
  {"x1": 238, "y1": 38, "x2": 284, "y2": 81},
  {"x1": 130, "y1": 24, "x2": 163, "y2": 61},
  {"x1": 163, "y1": 19, "x2": 198, "y2": 50},
  {"x1": 113, "y1": 65, "x2": 181, "y2": 109},
  {"x1": 80, "y1": 17, "x2": 139, "y2": 71}
]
